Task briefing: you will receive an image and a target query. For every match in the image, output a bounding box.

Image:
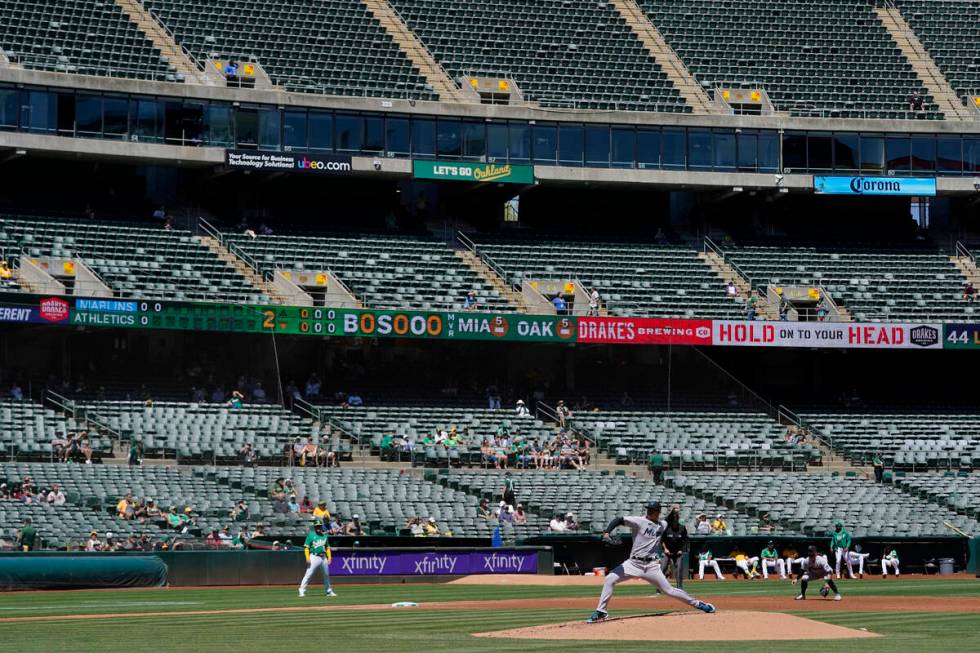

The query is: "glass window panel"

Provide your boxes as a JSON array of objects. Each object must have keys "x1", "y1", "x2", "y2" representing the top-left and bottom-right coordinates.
[
  {"x1": 103, "y1": 96, "x2": 128, "y2": 138},
  {"x1": 437, "y1": 119, "x2": 461, "y2": 157},
  {"x1": 860, "y1": 135, "x2": 884, "y2": 172},
  {"x1": 386, "y1": 117, "x2": 410, "y2": 156},
  {"x1": 532, "y1": 123, "x2": 557, "y2": 163},
  {"x1": 181, "y1": 102, "x2": 205, "y2": 145},
  {"x1": 758, "y1": 132, "x2": 779, "y2": 172},
  {"x1": 611, "y1": 127, "x2": 635, "y2": 168},
  {"x1": 782, "y1": 131, "x2": 806, "y2": 172},
  {"x1": 130, "y1": 98, "x2": 162, "y2": 143},
  {"x1": 807, "y1": 133, "x2": 832, "y2": 170},
  {"x1": 335, "y1": 114, "x2": 363, "y2": 152},
  {"x1": 412, "y1": 118, "x2": 435, "y2": 156},
  {"x1": 76, "y1": 94, "x2": 102, "y2": 136},
  {"x1": 965, "y1": 138, "x2": 980, "y2": 173},
  {"x1": 936, "y1": 137, "x2": 961, "y2": 173},
  {"x1": 24, "y1": 90, "x2": 56, "y2": 134},
  {"x1": 736, "y1": 131, "x2": 758, "y2": 171},
  {"x1": 508, "y1": 123, "x2": 530, "y2": 163},
  {"x1": 0, "y1": 87, "x2": 19, "y2": 129},
  {"x1": 687, "y1": 130, "x2": 712, "y2": 170},
  {"x1": 308, "y1": 111, "x2": 333, "y2": 151},
  {"x1": 363, "y1": 116, "x2": 384, "y2": 153},
  {"x1": 56, "y1": 93, "x2": 75, "y2": 136},
  {"x1": 205, "y1": 104, "x2": 232, "y2": 147},
  {"x1": 234, "y1": 107, "x2": 257, "y2": 148},
  {"x1": 487, "y1": 123, "x2": 508, "y2": 161},
  {"x1": 833, "y1": 132, "x2": 859, "y2": 171},
  {"x1": 283, "y1": 110, "x2": 307, "y2": 151},
  {"x1": 713, "y1": 130, "x2": 735, "y2": 171},
  {"x1": 558, "y1": 124, "x2": 583, "y2": 166},
  {"x1": 462, "y1": 120, "x2": 486, "y2": 159},
  {"x1": 885, "y1": 136, "x2": 911, "y2": 174},
  {"x1": 662, "y1": 128, "x2": 684, "y2": 169},
  {"x1": 585, "y1": 125, "x2": 610, "y2": 166},
  {"x1": 910, "y1": 135, "x2": 935, "y2": 172}
]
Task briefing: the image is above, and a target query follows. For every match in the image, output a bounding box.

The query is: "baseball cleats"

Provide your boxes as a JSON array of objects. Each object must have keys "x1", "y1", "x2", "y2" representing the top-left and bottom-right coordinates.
[
  {"x1": 695, "y1": 601, "x2": 716, "y2": 614},
  {"x1": 298, "y1": 589, "x2": 305, "y2": 597},
  {"x1": 586, "y1": 610, "x2": 608, "y2": 624},
  {"x1": 795, "y1": 594, "x2": 805, "y2": 600},
  {"x1": 834, "y1": 594, "x2": 843, "y2": 601},
  {"x1": 325, "y1": 589, "x2": 337, "y2": 597}
]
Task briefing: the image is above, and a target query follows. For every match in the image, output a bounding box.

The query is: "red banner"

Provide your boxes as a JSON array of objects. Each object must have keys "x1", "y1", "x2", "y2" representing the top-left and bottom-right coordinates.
[{"x1": 576, "y1": 317, "x2": 712, "y2": 345}]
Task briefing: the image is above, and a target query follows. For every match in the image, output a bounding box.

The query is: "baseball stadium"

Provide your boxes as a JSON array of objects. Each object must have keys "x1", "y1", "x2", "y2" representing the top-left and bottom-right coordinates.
[{"x1": 1, "y1": 0, "x2": 980, "y2": 651}]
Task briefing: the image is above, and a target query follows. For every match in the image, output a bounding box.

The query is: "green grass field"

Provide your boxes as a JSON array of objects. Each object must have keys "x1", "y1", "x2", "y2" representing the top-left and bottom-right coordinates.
[{"x1": 0, "y1": 579, "x2": 977, "y2": 653}]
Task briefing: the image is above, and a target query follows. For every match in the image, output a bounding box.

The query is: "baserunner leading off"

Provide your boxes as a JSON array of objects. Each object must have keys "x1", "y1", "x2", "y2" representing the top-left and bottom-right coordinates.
[{"x1": 587, "y1": 502, "x2": 715, "y2": 623}]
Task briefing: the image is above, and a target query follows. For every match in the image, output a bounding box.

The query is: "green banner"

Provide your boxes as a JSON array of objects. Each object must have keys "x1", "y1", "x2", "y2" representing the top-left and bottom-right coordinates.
[
  {"x1": 0, "y1": 293, "x2": 575, "y2": 343},
  {"x1": 943, "y1": 324, "x2": 980, "y2": 349},
  {"x1": 412, "y1": 160, "x2": 534, "y2": 184}
]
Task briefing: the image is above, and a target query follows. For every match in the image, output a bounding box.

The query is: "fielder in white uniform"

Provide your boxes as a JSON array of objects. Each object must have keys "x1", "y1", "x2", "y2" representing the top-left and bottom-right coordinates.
[
  {"x1": 697, "y1": 549, "x2": 724, "y2": 580},
  {"x1": 881, "y1": 548, "x2": 900, "y2": 577},
  {"x1": 588, "y1": 502, "x2": 716, "y2": 622},
  {"x1": 793, "y1": 546, "x2": 841, "y2": 601}
]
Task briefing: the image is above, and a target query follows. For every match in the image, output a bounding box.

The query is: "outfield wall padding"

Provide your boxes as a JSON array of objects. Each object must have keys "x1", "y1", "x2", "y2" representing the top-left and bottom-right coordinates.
[{"x1": 0, "y1": 556, "x2": 167, "y2": 590}]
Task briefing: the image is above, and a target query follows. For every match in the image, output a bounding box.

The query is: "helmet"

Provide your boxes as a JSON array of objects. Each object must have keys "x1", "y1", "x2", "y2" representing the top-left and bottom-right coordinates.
[{"x1": 312, "y1": 522, "x2": 324, "y2": 532}]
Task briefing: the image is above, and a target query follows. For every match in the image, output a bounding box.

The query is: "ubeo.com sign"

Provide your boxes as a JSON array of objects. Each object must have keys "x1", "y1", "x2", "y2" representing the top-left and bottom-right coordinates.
[{"x1": 225, "y1": 150, "x2": 353, "y2": 174}]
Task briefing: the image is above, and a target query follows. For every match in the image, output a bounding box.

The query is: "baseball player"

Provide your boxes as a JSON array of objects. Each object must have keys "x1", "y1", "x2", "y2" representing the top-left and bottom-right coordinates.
[
  {"x1": 697, "y1": 548, "x2": 724, "y2": 580},
  {"x1": 881, "y1": 548, "x2": 900, "y2": 577},
  {"x1": 587, "y1": 502, "x2": 715, "y2": 622},
  {"x1": 830, "y1": 521, "x2": 855, "y2": 579},
  {"x1": 760, "y1": 541, "x2": 786, "y2": 579},
  {"x1": 793, "y1": 546, "x2": 841, "y2": 601},
  {"x1": 299, "y1": 522, "x2": 337, "y2": 597},
  {"x1": 846, "y1": 550, "x2": 870, "y2": 578},
  {"x1": 731, "y1": 548, "x2": 760, "y2": 579}
]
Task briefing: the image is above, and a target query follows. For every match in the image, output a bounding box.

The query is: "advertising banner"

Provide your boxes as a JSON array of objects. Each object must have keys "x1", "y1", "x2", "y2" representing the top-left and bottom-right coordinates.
[
  {"x1": 413, "y1": 160, "x2": 534, "y2": 184},
  {"x1": 813, "y1": 176, "x2": 937, "y2": 196},
  {"x1": 713, "y1": 321, "x2": 942, "y2": 349},
  {"x1": 577, "y1": 317, "x2": 712, "y2": 345},
  {"x1": 329, "y1": 549, "x2": 537, "y2": 577},
  {"x1": 225, "y1": 150, "x2": 353, "y2": 174},
  {"x1": 341, "y1": 310, "x2": 576, "y2": 342},
  {"x1": 943, "y1": 324, "x2": 980, "y2": 349}
]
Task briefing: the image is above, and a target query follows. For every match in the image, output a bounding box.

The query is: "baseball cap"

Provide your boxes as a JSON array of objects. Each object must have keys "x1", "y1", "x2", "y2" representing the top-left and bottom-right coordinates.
[
  {"x1": 106, "y1": 532, "x2": 113, "y2": 539},
  {"x1": 645, "y1": 501, "x2": 662, "y2": 511},
  {"x1": 807, "y1": 545, "x2": 818, "y2": 555},
  {"x1": 352, "y1": 514, "x2": 360, "y2": 519},
  {"x1": 428, "y1": 517, "x2": 436, "y2": 523}
]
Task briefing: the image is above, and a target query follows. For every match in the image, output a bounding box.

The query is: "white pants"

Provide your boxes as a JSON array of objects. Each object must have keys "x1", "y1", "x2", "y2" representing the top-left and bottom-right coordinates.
[
  {"x1": 786, "y1": 557, "x2": 802, "y2": 575},
  {"x1": 735, "y1": 556, "x2": 759, "y2": 576},
  {"x1": 698, "y1": 559, "x2": 724, "y2": 579},
  {"x1": 834, "y1": 548, "x2": 855, "y2": 578},
  {"x1": 761, "y1": 558, "x2": 786, "y2": 578},
  {"x1": 299, "y1": 554, "x2": 332, "y2": 592},
  {"x1": 597, "y1": 559, "x2": 698, "y2": 612},
  {"x1": 847, "y1": 552, "x2": 869, "y2": 575},
  {"x1": 881, "y1": 558, "x2": 900, "y2": 576}
]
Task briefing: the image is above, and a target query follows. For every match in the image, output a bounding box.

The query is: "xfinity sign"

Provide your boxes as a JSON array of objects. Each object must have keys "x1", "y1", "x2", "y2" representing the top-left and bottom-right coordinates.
[{"x1": 814, "y1": 176, "x2": 936, "y2": 196}]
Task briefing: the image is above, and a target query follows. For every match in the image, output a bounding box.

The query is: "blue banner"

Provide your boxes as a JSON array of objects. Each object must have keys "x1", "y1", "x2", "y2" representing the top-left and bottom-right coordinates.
[{"x1": 814, "y1": 176, "x2": 937, "y2": 196}]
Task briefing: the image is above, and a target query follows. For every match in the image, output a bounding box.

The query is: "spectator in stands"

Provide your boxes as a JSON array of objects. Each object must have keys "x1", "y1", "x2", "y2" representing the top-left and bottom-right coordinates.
[
  {"x1": 16, "y1": 518, "x2": 37, "y2": 552},
  {"x1": 287, "y1": 495, "x2": 300, "y2": 514},
  {"x1": 46, "y1": 483, "x2": 66, "y2": 506},
  {"x1": 725, "y1": 280, "x2": 737, "y2": 297},
  {"x1": 963, "y1": 282, "x2": 976, "y2": 302},
  {"x1": 588, "y1": 289, "x2": 601, "y2": 316},
  {"x1": 480, "y1": 440, "x2": 497, "y2": 468},
  {"x1": 347, "y1": 392, "x2": 364, "y2": 407},
  {"x1": 250, "y1": 523, "x2": 267, "y2": 539},
  {"x1": 210, "y1": 387, "x2": 226, "y2": 403},
  {"x1": 577, "y1": 438, "x2": 591, "y2": 467},
  {"x1": 326, "y1": 515, "x2": 343, "y2": 535},
  {"x1": 654, "y1": 227, "x2": 668, "y2": 245},
  {"x1": 464, "y1": 290, "x2": 478, "y2": 310},
  {"x1": 712, "y1": 514, "x2": 729, "y2": 535},
  {"x1": 649, "y1": 451, "x2": 665, "y2": 483},
  {"x1": 273, "y1": 493, "x2": 289, "y2": 515},
  {"x1": 549, "y1": 513, "x2": 568, "y2": 533},
  {"x1": 117, "y1": 493, "x2": 136, "y2": 520},
  {"x1": 406, "y1": 516, "x2": 425, "y2": 537},
  {"x1": 206, "y1": 529, "x2": 222, "y2": 548},
  {"x1": 556, "y1": 400, "x2": 570, "y2": 429},
  {"x1": 551, "y1": 294, "x2": 567, "y2": 314},
  {"x1": 168, "y1": 507, "x2": 192, "y2": 533},
  {"x1": 563, "y1": 513, "x2": 579, "y2": 531},
  {"x1": 424, "y1": 517, "x2": 441, "y2": 537},
  {"x1": 872, "y1": 452, "x2": 884, "y2": 482},
  {"x1": 251, "y1": 382, "x2": 267, "y2": 403},
  {"x1": 0, "y1": 483, "x2": 7, "y2": 499},
  {"x1": 695, "y1": 513, "x2": 713, "y2": 535},
  {"x1": 218, "y1": 526, "x2": 233, "y2": 547},
  {"x1": 0, "y1": 260, "x2": 13, "y2": 283},
  {"x1": 746, "y1": 290, "x2": 760, "y2": 320},
  {"x1": 515, "y1": 399, "x2": 529, "y2": 417},
  {"x1": 313, "y1": 500, "x2": 330, "y2": 523},
  {"x1": 145, "y1": 499, "x2": 161, "y2": 522},
  {"x1": 85, "y1": 531, "x2": 102, "y2": 552},
  {"x1": 758, "y1": 513, "x2": 776, "y2": 533},
  {"x1": 227, "y1": 389, "x2": 244, "y2": 410},
  {"x1": 230, "y1": 499, "x2": 250, "y2": 522},
  {"x1": 514, "y1": 504, "x2": 528, "y2": 526},
  {"x1": 152, "y1": 206, "x2": 166, "y2": 222},
  {"x1": 486, "y1": 384, "x2": 501, "y2": 410},
  {"x1": 345, "y1": 515, "x2": 364, "y2": 536},
  {"x1": 305, "y1": 374, "x2": 322, "y2": 399},
  {"x1": 191, "y1": 386, "x2": 206, "y2": 403},
  {"x1": 9, "y1": 382, "x2": 23, "y2": 401},
  {"x1": 908, "y1": 89, "x2": 924, "y2": 112},
  {"x1": 478, "y1": 498, "x2": 492, "y2": 520},
  {"x1": 379, "y1": 433, "x2": 396, "y2": 462},
  {"x1": 240, "y1": 443, "x2": 257, "y2": 467}
]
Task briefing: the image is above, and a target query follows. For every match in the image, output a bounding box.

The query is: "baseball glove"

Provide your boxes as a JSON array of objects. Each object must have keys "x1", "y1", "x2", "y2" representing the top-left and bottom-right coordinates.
[{"x1": 819, "y1": 585, "x2": 830, "y2": 598}]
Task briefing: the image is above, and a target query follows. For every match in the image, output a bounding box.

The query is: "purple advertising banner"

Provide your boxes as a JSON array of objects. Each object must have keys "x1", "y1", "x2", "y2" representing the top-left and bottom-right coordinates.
[{"x1": 329, "y1": 549, "x2": 537, "y2": 577}]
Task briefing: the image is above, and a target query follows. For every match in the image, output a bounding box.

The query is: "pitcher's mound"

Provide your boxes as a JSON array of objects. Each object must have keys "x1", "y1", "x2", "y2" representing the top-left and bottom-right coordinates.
[{"x1": 475, "y1": 610, "x2": 879, "y2": 641}]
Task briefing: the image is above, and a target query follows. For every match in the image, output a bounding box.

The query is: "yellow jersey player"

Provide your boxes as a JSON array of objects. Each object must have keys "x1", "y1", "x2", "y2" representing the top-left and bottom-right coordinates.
[{"x1": 299, "y1": 522, "x2": 337, "y2": 597}]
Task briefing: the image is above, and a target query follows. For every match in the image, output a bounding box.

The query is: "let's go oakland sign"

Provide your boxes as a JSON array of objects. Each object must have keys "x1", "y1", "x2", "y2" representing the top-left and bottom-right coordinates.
[{"x1": 413, "y1": 160, "x2": 534, "y2": 184}]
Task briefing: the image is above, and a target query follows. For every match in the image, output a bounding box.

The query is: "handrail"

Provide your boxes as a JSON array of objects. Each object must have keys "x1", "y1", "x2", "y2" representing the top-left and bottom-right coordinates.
[
  {"x1": 956, "y1": 241, "x2": 975, "y2": 265},
  {"x1": 688, "y1": 347, "x2": 777, "y2": 420},
  {"x1": 291, "y1": 395, "x2": 318, "y2": 421},
  {"x1": 137, "y1": 2, "x2": 206, "y2": 73},
  {"x1": 44, "y1": 389, "x2": 76, "y2": 418},
  {"x1": 383, "y1": 1, "x2": 461, "y2": 97},
  {"x1": 198, "y1": 217, "x2": 223, "y2": 243},
  {"x1": 705, "y1": 236, "x2": 754, "y2": 289},
  {"x1": 326, "y1": 414, "x2": 361, "y2": 446}
]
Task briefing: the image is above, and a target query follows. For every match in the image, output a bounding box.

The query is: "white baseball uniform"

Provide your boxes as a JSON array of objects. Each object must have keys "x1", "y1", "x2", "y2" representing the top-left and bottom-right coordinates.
[
  {"x1": 760, "y1": 549, "x2": 786, "y2": 579},
  {"x1": 846, "y1": 551, "x2": 869, "y2": 576},
  {"x1": 881, "y1": 550, "x2": 900, "y2": 576},
  {"x1": 596, "y1": 516, "x2": 699, "y2": 612},
  {"x1": 697, "y1": 552, "x2": 724, "y2": 579},
  {"x1": 800, "y1": 554, "x2": 833, "y2": 581}
]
